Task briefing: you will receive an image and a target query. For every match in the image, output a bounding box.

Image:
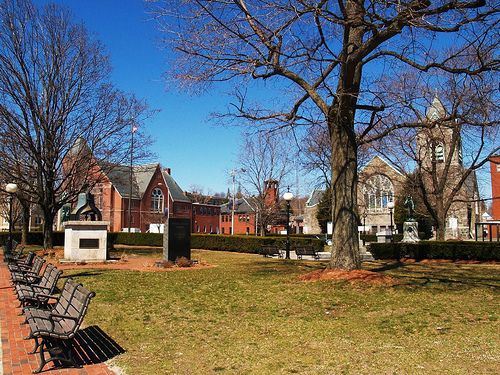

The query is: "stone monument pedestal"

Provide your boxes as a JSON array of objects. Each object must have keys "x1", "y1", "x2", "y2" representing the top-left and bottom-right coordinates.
[
  {"x1": 402, "y1": 221, "x2": 419, "y2": 243},
  {"x1": 63, "y1": 221, "x2": 109, "y2": 262}
]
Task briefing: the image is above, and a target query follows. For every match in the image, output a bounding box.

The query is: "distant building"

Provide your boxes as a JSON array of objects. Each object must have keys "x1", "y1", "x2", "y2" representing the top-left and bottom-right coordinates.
[
  {"x1": 192, "y1": 203, "x2": 221, "y2": 234},
  {"x1": 82, "y1": 163, "x2": 192, "y2": 233},
  {"x1": 303, "y1": 97, "x2": 480, "y2": 239},
  {"x1": 220, "y1": 198, "x2": 256, "y2": 235},
  {"x1": 490, "y1": 155, "x2": 500, "y2": 221}
]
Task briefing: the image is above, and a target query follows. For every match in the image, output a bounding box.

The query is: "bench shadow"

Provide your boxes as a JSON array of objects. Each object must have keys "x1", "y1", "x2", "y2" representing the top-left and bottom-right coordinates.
[
  {"x1": 68, "y1": 325, "x2": 125, "y2": 366},
  {"x1": 60, "y1": 271, "x2": 104, "y2": 278}
]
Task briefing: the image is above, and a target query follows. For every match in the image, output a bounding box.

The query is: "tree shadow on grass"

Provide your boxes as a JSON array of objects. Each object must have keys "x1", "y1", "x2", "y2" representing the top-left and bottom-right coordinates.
[
  {"x1": 366, "y1": 261, "x2": 500, "y2": 288},
  {"x1": 60, "y1": 271, "x2": 104, "y2": 279}
]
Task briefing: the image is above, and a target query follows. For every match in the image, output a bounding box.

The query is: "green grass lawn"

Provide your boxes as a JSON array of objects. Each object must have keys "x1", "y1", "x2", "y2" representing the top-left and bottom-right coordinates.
[{"x1": 64, "y1": 250, "x2": 499, "y2": 375}]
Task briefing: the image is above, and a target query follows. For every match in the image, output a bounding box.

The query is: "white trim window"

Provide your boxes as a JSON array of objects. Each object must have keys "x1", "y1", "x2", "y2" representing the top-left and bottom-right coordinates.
[
  {"x1": 435, "y1": 143, "x2": 445, "y2": 162},
  {"x1": 151, "y1": 188, "x2": 164, "y2": 212},
  {"x1": 363, "y1": 175, "x2": 394, "y2": 213}
]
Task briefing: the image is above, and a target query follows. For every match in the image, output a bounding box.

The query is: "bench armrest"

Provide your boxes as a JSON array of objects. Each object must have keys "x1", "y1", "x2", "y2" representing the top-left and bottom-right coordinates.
[
  {"x1": 36, "y1": 293, "x2": 58, "y2": 300},
  {"x1": 50, "y1": 313, "x2": 78, "y2": 321}
]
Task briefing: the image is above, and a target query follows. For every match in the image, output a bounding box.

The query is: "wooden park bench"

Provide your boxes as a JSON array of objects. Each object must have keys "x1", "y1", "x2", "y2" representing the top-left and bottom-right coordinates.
[
  {"x1": 10, "y1": 255, "x2": 46, "y2": 285},
  {"x1": 295, "y1": 245, "x2": 319, "y2": 260},
  {"x1": 23, "y1": 278, "x2": 96, "y2": 373},
  {"x1": 8, "y1": 251, "x2": 35, "y2": 272},
  {"x1": 15, "y1": 264, "x2": 63, "y2": 308},
  {"x1": 260, "y1": 245, "x2": 282, "y2": 258},
  {"x1": 4, "y1": 239, "x2": 24, "y2": 263}
]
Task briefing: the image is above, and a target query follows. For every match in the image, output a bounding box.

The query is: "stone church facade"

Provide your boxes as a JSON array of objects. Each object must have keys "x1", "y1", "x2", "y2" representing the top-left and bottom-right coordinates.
[{"x1": 303, "y1": 97, "x2": 480, "y2": 239}]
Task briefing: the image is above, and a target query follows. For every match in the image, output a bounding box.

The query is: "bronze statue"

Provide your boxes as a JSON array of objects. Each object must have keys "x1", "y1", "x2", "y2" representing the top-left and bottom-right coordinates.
[{"x1": 404, "y1": 195, "x2": 415, "y2": 221}]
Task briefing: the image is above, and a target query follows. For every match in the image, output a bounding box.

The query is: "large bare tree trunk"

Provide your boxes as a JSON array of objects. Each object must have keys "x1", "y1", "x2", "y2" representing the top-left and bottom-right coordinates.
[
  {"x1": 327, "y1": 4, "x2": 363, "y2": 270},
  {"x1": 42, "y1": 211, "x2": 54, "y2": 249},
  {"x1": 328, "y1": 113, "x2": 361, "y2": 270},
  {"x1": 21, "y1": 202, "x2": 30, "y2": 245}
]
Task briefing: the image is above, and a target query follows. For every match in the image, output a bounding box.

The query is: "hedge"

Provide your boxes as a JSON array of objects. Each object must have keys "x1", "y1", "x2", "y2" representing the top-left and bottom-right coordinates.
[
  {"x1": 190, "y1": 234, "x2": 324, "y2": 254},
  {"x1": 0, "y1": 232, "x2": 65, "y2": 246},
  {"x1": 369, "y1": 241, "x2": 500, "y2": 261},
  {"x1": 0, "y1": 231, "x2": 324, "y2": 255}
]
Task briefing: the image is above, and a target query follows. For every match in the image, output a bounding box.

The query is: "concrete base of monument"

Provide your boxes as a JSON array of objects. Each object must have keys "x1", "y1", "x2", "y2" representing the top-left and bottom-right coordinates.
[
  {"x1": 63, "y1": 220, "x2": 110, "y2": 262},
  {"x1": 402, "y1": 221, "x2": 420, "y2": 243}
]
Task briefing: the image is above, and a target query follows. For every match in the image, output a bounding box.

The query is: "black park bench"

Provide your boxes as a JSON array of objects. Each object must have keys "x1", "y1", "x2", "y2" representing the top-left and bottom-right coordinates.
[
  {"x1": 10, "y1": 255, "x2": 46, "y2": 285},
  {"x1": 23, "y1": 278, "x2": 95, "y2": 373},
  {"x1": 15, "y1": 263, "x2": 63, "y2": 308},
  {"x1": 295, "y1": 245, "x2": 319, "y2": 260},
  {"x1": 260, "y1": 245, "x2": 282, "y2": 258}
]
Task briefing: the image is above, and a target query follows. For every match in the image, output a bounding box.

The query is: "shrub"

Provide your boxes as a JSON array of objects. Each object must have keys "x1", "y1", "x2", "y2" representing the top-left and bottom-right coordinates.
[
  {"x1": 191, "y1": 234, "x2": 324, "y2": 254},
  {"x1": 369, "y1": 241, "x2": 500, "y2": 261},
  {"x1": 107, "y1": 232, "x2": 163, "y2": 247},
  {"x1": 0, "y1": 232, "x2": 64, "y2": 246},
  {"x1": 176, "y1": 256, "x2": 193, "y2": 267}
]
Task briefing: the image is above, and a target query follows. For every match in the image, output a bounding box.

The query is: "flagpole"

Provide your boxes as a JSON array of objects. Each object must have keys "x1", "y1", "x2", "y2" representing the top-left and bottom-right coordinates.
[{"x1": 128, "y1": 123, "x2": 136, "y2": 233}]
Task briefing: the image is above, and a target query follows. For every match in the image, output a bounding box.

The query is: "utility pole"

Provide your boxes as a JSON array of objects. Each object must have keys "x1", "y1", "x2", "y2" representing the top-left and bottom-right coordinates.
[
  {"x1": 229, "y1": 168, "x2": 245, "y2": 235},
  {"x1": 128, "y1": 123, "x2": 137, "y2": 232}
]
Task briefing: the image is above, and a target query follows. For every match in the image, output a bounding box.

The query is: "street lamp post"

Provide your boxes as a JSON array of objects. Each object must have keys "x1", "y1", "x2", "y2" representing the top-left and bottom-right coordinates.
[
  {"x1": 5, "y1": 183, "x2": 18, "y2": 253},
  {"x1": 387, "y1": 201, "x2": 395, "y2": 242},
  {"x1": 283, "y1": 190, "x2": 294, "y2": 259}
]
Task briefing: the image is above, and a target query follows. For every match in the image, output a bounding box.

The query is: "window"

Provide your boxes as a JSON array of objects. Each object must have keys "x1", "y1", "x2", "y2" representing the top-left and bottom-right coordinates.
[
  {"x1": 151, "y1": 188, "x2": 164, "y2": 212},
  {"x1": 497, "y1": 164, "x2": 500, "y2": 172},
  {"x1": 363, "y1": 175, "x2": 394, "y2": 213},
  {"x1": 435, "y1": 143, "x2": 445, "y2": 162}
]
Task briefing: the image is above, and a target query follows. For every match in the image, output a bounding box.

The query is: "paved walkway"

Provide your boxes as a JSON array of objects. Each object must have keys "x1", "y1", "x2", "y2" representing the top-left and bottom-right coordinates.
[{"x1": 0, "y1": 255, "x2": 115, "y2": 375}]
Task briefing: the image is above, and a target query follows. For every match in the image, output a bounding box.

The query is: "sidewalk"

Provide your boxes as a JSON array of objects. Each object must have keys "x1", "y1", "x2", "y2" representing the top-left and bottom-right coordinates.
[{"x1": 0, "y1": 254, "x2": 116, "y2": 375}]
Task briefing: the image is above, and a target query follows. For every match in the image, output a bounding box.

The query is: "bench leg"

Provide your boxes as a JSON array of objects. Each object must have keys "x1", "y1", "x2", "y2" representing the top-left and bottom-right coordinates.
[
  {"x1": 29, "y1": 336, "x2": 41, "y2": 354},
  {"x1": 33, "y1": 338, "x2": 82, "y2": 374}
]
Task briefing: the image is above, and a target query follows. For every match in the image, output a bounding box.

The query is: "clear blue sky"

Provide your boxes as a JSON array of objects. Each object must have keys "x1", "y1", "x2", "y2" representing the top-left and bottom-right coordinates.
[
  {"x1": 44, "y1": 0, "x2": 494, "y2": 204},
  {"x1": 49, "y1": 0, "x2": 243, "y2": 195}
]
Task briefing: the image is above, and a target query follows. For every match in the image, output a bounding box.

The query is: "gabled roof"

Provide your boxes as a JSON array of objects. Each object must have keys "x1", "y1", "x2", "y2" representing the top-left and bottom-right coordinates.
[
  {"x1": 359, "y1": 155, "x2": 404, "y2": 177},
  {"x1": 220, "y1": 197, "x2": 256, "y2": 214},
  {"x1": 306, "y1": 190, "x2": 324, "y2": 207},
  {"x1": 102, "y1": 163, "x2": 158, "y2": 199},
  {"x1": 162, "y1": 169, "x2": 191, "y2": 203},
  {"x1": 99, "y1": 162, "x2": 190, "y2": 203}
]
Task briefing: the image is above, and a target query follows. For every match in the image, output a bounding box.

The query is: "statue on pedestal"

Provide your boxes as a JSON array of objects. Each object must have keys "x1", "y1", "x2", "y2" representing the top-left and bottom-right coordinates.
[{"x1": 402, "y1": 195, "x2": 419, "y2": 242}]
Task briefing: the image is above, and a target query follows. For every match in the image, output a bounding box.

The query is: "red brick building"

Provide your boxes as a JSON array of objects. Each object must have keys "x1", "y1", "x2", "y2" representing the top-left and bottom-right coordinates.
[
  {"x1": 490, "y1": 155, "x2": 500, "y2": 220},
  {"x1": 62, "y1": 160, "x2": 192, "y2": 232},
  {"x1": 488, "y1": 155, "x2": 500, "y2": 238},
  {"x1": 220, "y1": 198, "x2": 257, "y2": 235},
  {"x1": 192, "y1": 203, "x2": 221, "y2": 234}
]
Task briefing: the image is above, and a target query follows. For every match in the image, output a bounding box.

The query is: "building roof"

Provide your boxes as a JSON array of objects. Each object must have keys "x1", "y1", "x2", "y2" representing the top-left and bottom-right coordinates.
[
  {"x1": 306, "y1": 190, "x2": 324, "y2": 207},
  {"x1": 359, "y1": 155, "x2": 404, "y2": 177},
  {"x1": 99, "y1": 162, "x2": 190, "y2": 203},
  {"x1": 220, "y1": 197, "x2": 256, "y2": 214},
  {"x1": 102, "y1": 163, "x2": 158, "y2": 199},
  {"x1": 426, "y1": 96, "x2": 447, "y2": 120},
  {"x1": 162, "y1": 169, "x2": 191, "y2": 203}
]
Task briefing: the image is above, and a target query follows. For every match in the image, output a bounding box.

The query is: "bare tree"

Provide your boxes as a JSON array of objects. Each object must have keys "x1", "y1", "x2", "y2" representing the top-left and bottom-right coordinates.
[
  {"x1": 374, "y1": 73, "x2": 499, "y2": 240},
  {"x1": 237, "y1": 131, "x2": 292, "y2": 235},
  {"x1": 0, "y1": 0, "x2": 150, "y2": 248},
  {"x1": 149, "y1": 0, "x2": 498, "y2": 269}
]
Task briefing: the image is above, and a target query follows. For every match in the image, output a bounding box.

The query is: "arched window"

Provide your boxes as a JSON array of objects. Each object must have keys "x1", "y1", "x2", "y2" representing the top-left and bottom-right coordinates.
[
  {"x1": 435, "y1": 143, "x2": 445, "y2": 162},
  {"x1": 151, "y1": 188, "x2": 164, "y2": 212},
  {"x1": 363, "y1": 175, "x2": 394, "y2": 213}
]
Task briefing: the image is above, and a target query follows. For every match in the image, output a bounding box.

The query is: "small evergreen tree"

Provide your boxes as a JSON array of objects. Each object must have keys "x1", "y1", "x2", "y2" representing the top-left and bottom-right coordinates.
[{"x1": 316, "y1": 188, "x2": 332, "y2": 234}]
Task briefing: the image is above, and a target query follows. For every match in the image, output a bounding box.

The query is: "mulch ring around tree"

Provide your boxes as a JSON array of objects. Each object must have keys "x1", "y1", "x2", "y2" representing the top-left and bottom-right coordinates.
[{"x1": 299, "y1": 269, "x2": 397, "y2": 286}]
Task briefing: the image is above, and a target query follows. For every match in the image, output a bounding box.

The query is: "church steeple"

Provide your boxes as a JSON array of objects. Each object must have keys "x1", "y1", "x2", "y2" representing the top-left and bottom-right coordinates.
[{"x1": 426, "y1": 96, "x2": 447, "y2": 121}]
